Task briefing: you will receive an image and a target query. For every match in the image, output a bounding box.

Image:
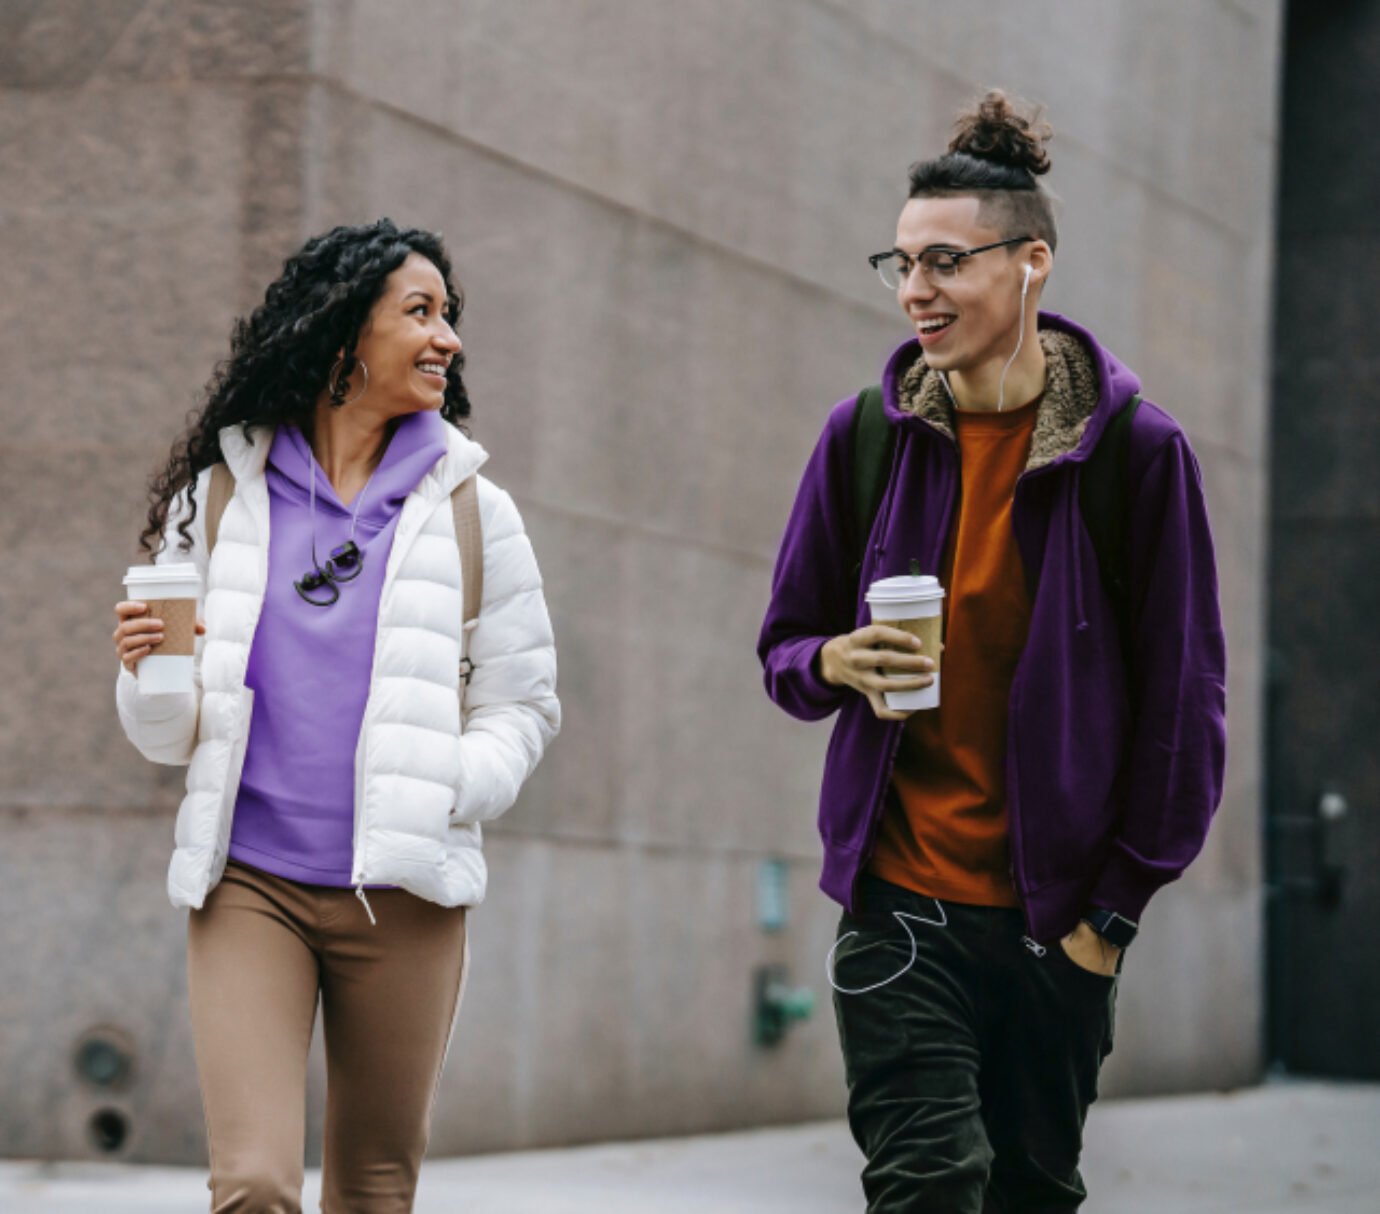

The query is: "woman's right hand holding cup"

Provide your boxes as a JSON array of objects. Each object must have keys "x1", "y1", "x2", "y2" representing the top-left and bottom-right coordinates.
[
  {"x1": 818, "y1": 624, "x2": 938, "y2": 721},
  {"x1": 113, "y1": 601, "x2": 206, "y2": 675},
  {"x1": 113, "y1": 601, "x2": 164, "y2": 674}
]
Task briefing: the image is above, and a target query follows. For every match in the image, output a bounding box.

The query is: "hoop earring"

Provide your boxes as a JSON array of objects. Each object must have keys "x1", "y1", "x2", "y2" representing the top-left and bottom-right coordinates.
[{"x1": 329, "y1": 357, "x2": 368, "y2": 407}]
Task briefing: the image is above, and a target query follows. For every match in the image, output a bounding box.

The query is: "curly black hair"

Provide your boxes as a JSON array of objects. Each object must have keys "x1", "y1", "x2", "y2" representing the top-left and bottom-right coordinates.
[
  {"x1": 140, "y1": 218, "x2": 471, "y2": 555},
  {"x1": 908, "y1": 89, "x2": 1058, "y2": 252}
]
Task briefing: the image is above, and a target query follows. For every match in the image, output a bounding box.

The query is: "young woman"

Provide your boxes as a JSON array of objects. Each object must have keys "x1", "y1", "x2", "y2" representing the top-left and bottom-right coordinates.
[{"x1": 112, "y1": 219, "x2": 560, "y2": 1212}]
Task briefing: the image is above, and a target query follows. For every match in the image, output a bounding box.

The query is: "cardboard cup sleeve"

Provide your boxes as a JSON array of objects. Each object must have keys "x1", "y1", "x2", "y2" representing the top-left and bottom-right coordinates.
[{"x1": 144, "y1": 599, "x2": 197, "y2": 657}]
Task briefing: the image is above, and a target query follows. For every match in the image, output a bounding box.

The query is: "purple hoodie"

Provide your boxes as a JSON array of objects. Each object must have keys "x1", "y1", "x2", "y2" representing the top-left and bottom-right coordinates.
[
  {"x1": 227, "y1": 410, "x2": 449, "y2": 886},
  {"x1": 757, "y1": 313, "x2": 1227, "y2": 942}
]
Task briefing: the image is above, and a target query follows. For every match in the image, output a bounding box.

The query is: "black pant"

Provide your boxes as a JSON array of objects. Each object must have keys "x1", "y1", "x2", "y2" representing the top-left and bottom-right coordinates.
[{"x1": 831, "y1": 876, "x2": 1117, "y2": 1213}]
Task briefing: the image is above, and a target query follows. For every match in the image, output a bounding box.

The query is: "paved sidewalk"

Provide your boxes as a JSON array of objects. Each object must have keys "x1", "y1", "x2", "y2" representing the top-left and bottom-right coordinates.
[{"x1": 1, "y1": 1081, "x2": 1375, "y2": 1212}]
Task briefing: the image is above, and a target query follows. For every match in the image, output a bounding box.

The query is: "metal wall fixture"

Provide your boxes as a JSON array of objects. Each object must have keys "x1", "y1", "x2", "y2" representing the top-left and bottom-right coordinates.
[
  {"x1": 1269, "y1": 788, "x2": 1350, "y2": 908},
  {"x1": 753, "y1": 964, "x2": 815, "y2": 1047},
  {"x1": 73, "y1": 1026, "x2": 136, "y2": 1091},
  {"x1": 86, "y1": 1107, "x2": 131, "y2": 1154},
  {"x1": 73, "y1": 1026, "x2": 137, "y2": 1156},
  {"x1": 756, "y1": 859, "x2": 790, "y2": 933},
  {"x1": 753, "y1": 860, "x2": 814, "y2": 1044}
]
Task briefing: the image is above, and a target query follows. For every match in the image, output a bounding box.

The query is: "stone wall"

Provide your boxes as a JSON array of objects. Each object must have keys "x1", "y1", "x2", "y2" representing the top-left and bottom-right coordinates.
[{"x1": 0, "y1": 0, "x2": 1281, "y2": 1162}]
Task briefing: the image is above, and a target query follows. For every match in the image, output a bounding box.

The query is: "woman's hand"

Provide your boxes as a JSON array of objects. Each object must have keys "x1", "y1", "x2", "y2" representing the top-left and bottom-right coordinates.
[
  {"x1": 113, "y1": 601, "x2": 206, "y2": 676},
  {"x1": 818, "y1": 624, "x2": 939, "y2": 721}
]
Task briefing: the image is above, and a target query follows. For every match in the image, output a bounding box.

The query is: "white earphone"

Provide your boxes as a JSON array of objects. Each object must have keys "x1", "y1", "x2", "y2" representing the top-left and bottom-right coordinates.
[{"x1": 994, "y1": 264, "x2": 1037, "y2": 413}]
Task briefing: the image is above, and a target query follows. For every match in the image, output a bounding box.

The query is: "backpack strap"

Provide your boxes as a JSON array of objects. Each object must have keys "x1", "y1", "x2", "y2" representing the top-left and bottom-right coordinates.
[
  {"x1": 1079, "y1": 393, "x2": 1142, "y2": 650},
  {"x1": 451, "y1": 474, "x2": 483, "y2": 687},
  {"x1": 850, "y1": 385, "x2": 895, "y2": 575},
  {"x1": 205, "y1": 462, "x2": 234, "y2": 554}
]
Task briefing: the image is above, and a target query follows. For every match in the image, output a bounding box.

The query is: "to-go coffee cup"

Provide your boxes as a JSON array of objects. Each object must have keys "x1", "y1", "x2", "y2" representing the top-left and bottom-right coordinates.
[
  {"x1": 123, "y1": 564, "x2": 200, "y2": 694},
  {"x1": 865, "y1": 574, "x2": 945, "y2": 711}
]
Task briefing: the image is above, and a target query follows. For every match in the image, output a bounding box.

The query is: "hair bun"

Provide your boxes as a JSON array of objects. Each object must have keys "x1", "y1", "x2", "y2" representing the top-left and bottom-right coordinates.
[{"x1": 948, "y1": 89, "x2": 1052, "y2": 177}]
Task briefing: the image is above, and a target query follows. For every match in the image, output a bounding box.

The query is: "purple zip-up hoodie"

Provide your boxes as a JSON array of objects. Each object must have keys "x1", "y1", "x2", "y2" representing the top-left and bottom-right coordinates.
[{"x1": 757, "y1": 312, "x2": 1227, "y2": 942}]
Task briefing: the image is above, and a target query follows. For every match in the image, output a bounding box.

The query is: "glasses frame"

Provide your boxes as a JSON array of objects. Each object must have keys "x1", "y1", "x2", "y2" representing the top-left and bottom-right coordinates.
[{"x1": 868, "y1": 236, "x2": 1034, "y2": 290}]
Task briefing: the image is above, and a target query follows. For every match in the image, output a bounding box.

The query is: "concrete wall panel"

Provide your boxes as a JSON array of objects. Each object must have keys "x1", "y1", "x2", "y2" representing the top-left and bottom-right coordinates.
[
  {"x1": 0, "y1": 0, "x2": 1281, "y2": 1163},
  {"x1": 1103, "y1": 883, "x2": 1263, "y2": 1093},
  {"x1": 433, "y1": 834, "x2": 843, "y2": 1155},
  {"x1": 0, "y1": 812, "x2": 202, "y2": 1161},
  {"x1": 0, "y1": 75, "x2": 304, "y2": 814}
]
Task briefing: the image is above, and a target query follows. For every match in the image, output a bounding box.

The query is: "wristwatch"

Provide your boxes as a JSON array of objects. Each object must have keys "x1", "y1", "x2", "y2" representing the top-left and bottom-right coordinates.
[{"x1": 1082, "y1": 908, "x2": 1138, "y2": 949}]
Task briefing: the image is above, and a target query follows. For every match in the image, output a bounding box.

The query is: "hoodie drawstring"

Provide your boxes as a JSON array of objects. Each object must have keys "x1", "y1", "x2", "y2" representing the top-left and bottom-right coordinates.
[{"x1": 355, "y1": 884, "x2": 377, "y2": 927}]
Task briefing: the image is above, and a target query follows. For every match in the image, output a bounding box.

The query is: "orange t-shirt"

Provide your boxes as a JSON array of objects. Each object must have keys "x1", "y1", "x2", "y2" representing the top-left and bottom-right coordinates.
[{"x1": 868, "y1": 393, "x2": 1041, "y2": 907}]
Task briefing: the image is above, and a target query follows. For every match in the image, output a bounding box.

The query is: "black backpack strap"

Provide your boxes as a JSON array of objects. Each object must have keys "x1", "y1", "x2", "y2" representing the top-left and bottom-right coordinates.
[
  {"x1": 850, "y1": 385, "x2": 894, "y2": 575},
  {"x1": 1079, "y1": 393, "x2": 1142, "y2": 650}
]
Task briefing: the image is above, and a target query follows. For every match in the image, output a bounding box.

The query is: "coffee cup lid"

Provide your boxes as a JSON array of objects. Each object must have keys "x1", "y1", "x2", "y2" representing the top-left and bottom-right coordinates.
[
  {"x1": 865, "y1": 574, "x2": 945, "y2": 604},
  {"x1": 124, "y1": 563, "x2": 200, "y2": 590}
]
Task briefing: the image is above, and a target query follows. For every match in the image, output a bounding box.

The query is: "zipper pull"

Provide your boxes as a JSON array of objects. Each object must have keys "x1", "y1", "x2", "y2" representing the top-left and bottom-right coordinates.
[
  {"x1": 1021, "y1": 935, "x2": 1046, "y2": 958},
  {"x1": 355, "y1": 884, "x2": 378, "y2": 927}
]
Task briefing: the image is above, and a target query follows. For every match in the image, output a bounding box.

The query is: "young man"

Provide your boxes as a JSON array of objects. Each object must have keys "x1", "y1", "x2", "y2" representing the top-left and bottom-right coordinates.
[{"x1": 757, "y1": 92, "x2": 1227, "y2": 1212}]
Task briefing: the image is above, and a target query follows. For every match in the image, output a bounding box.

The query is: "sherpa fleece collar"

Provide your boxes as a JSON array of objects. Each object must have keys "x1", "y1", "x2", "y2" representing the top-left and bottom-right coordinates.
[{"x1": 897, "y1": 328, "x2": 1102, "y2": 472}]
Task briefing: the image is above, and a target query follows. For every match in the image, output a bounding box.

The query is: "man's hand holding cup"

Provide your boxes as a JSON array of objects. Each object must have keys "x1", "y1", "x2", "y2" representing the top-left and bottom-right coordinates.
[
  {"x1": 818, "y1": 623, "x2": 939, "y2": 721},
  {"x1": 819, "y1": 573, "x2": 947, "y2": 721}
]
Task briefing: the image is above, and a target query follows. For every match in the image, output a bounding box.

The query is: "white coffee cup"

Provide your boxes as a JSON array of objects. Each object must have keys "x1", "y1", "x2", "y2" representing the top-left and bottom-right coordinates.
[
  {"x1": 865, "y1": 575, "x2": 946, "y2": 711},
  {"x1": 123, "y1": 564, "x2": 200, "y2": 694}
]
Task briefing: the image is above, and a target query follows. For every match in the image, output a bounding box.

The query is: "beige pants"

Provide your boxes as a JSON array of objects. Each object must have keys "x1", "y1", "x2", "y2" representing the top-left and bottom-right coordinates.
[{"x1": 187, "y1": 861, "x2": 468, "y2": 1213}]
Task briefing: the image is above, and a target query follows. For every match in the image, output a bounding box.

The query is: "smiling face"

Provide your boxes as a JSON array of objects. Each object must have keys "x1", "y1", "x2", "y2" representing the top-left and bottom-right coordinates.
[
  {"x1": 348, "y1": 252, "x2": 462, "y2": 417},
  {"x1": 893, "y1": 195, "x2": 1048, "y2": 378}
]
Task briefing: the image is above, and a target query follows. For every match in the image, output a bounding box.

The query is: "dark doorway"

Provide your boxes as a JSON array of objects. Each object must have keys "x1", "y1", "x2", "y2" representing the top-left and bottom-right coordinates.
[{"x1": 1266, "y1": 0, "x2": 1380, "y2": 1077}]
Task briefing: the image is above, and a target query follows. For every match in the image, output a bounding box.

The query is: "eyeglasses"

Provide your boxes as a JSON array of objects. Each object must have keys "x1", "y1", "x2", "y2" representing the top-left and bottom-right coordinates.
[
  {"x1": 294, "y1": 540, "x2": 364, "y2": 607},
  {"x1": 868, "y1": 236, "x2": 1033, "y2": 291}
]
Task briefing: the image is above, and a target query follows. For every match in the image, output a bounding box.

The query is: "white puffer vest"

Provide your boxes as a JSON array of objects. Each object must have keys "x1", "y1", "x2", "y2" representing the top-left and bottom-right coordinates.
[{"x1": 116, "y1": 422, "x2": 560, "y2": 910}]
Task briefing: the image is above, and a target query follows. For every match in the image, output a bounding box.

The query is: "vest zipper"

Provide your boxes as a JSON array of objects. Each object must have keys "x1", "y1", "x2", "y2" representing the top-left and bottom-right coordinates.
[{"x1": 347, "y1": 488, "x2": 454, "y2": 923}]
